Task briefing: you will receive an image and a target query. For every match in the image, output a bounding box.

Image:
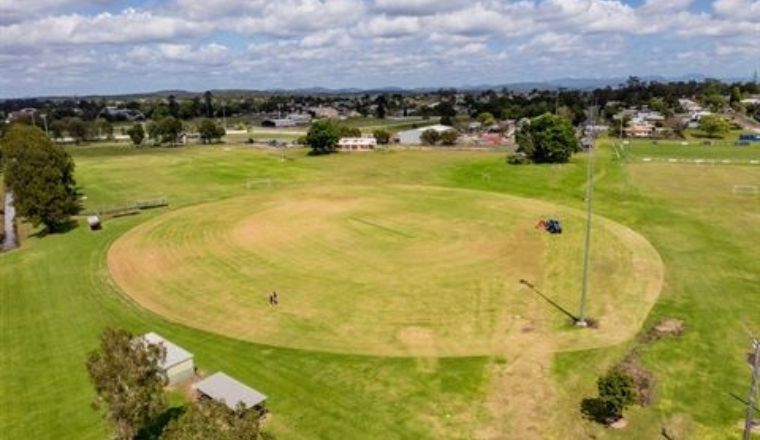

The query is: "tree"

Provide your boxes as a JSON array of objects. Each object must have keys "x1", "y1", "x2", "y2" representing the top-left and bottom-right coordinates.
[
  {"x1": 305, "y1": 120, "x2": 340, "y2": 154},
  {"x1": 127, "y1": 123, "x2": 145, "y2": 146},
  {"x1": 581, "y1": 370, "x2": 637, "y2": 424},
  {"x1": 699, "y1": 114, "x2": 730, "y2": 138},
  {"x1": 1, "y1": 124, "x2": 79, "y2": 231},
  {"x1": 476, "y1": 112, "x2": 496, "y2": 126},
  {"x1": 86, "y1": 328, "x2": 167, "y2": 440},
  {"x1": 439, "y1": 129, "x2": 459, "y2": 145},
  {"x1": 94, "y1": 118, "x2": 114, "y2": 140},
  {"x1": 159, "y1": 117, "x2": 183, "y2": 146},
  {"x1": 168, "y1": 95, "x2": 180, "y2": 118},
  {"x1": 160, "y1": 399, "x2": 264, "y2": 440},
  {"x1": 146, "y1": 122, "x2": 161, "y2": 146},
  {"x1": 49, "y1": 120, "x2": 67, "y2": 140},
  {"x1": 66, "y1": 117, "x2": 89, "y2": 144},
  {"x1": 197, "y1": 119, "x2": 226, "y2": 144},
  {"x1": 597, "y1": 370, "x2": 637, "y2": 420},
  {"x1": 372, "y1": 129, "x2": 391, "y2": 145},
  {"x1": 337, "y1": 125, "x2": 361, "y2": 138},
  {"x1": 203, "y1": 91, "x2": 214, "y2": 118},
  {"x1": 420, "y1": 129, "x2": 440, "y2": 145},
  {"x1": 516, "y1": 113, "x2": 579, "y2": 163}
]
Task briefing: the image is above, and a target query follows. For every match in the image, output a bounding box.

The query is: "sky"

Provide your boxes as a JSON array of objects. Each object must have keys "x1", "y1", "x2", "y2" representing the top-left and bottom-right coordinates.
[{"x1": 0, "y1": 0, "x2": 758, "y2": 97}]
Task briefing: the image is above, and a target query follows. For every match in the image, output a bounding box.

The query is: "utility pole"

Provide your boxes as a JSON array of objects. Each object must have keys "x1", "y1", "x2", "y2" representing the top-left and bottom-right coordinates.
[
  {"x1": 577, "y1": 105, "x2": 597, "y2": 327},
  {"x1": 744, "y1": 337, "x2": 759, "y2": 440}
]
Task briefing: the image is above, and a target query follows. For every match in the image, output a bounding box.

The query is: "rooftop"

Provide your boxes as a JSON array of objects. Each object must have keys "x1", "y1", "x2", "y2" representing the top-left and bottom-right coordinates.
[
  {"x1": 194, "y1": 372, "x2": 267, "y2": 410},
  {"x1": 142, "y1": 332, "x2": 193, "y2": 369}
]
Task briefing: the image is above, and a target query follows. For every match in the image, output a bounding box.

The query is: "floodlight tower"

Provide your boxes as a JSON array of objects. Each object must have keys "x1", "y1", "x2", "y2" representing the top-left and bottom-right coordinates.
[
  {"x1": 743, "y1": 337, "x2": 759, "y2": 440},
  {"x1": 576, "y1": 105, "x2": 598, "y2": 327}
]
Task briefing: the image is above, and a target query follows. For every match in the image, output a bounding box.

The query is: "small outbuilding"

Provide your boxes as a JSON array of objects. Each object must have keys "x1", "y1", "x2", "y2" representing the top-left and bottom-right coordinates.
[
  {"x1": 142, "y1": 332, "x2": 195, "y2": 385},
  {"x1": 337, "y1": 137, "x2": 377, "y2": 151},
  {"x1": 194, "y1": 372, "x2": 267, "y2": 412}
]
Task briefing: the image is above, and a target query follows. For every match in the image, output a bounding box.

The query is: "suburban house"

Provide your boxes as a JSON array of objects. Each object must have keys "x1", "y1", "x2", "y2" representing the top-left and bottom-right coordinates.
[
  {"x1": 141, "y1": 332, "x2": 195, "y2": 385},
  {"x1": 337, "y1": 137, "x2": 377, "y2": 151},
  {"x1": 625, "y1": 121, "x2": 656, "y2": 138},
  {"x1": 261, "y1": 118, "x2": 298, "y2": 127},
  {"x1": 396, "y1": 124, "x2": 454, "y2": 144},
  {"x1": 194, "y1": 372, "x2": 267, "y2": 413},
  {"x1": 309, "y1": 106, "x2": 339, "y2": 119}
]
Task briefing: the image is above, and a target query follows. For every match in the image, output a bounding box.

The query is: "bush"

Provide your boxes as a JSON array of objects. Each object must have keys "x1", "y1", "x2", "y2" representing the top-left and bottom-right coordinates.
[
  {"x1": 373, "y1": 129, "x2": 391, "y2": 145},
  {"x1": 506, "y1": 152, "x2": 529, "y2": 165},
  {"x1": 581, "y1": 369, "x2": 638, "y2": 424},
  {"x1": 439, "y1": 129, "x2": 459, "y2": 145},
  {"x1": 420, "y1": 129, "x2": 440, "y2": 145}
]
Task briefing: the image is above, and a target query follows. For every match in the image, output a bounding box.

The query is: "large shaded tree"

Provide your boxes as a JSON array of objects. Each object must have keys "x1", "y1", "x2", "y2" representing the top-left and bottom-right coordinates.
[
  {"x1": 516, "y1": 113, "x2": 579, "y2": 163},
  {"x1": 1, "y1": 124, "x2": 79, "y2": 231},
  {"x1": 305, "y1": 120, "x2": 340, "y2": 154},
  {"x1": 160, "y1": 399, "x2": 265, "y2": 440},
  {"x1": 86, "y1": 328, "x2": 167, "y2": 440},
  {"x1": 197, "y1": 119, "x2": 225, "y2": 144}
]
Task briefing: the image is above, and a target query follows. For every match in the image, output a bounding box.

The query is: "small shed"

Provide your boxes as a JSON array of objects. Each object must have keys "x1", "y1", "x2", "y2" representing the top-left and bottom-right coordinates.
[
  {"x1": 142, "y1": 332, "x2": 195, "y2": 385},
  {"x1": 87, "y1": 215, "x2": 101, "y2": 230},
  {"x1": 194, "y1": 372, "x2": 267, "y2": 412}
]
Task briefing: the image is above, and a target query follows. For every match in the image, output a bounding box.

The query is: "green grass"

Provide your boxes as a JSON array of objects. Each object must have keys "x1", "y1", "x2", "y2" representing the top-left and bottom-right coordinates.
[{"x1": 1, "y1": 141, "x2": 758, "y2": 438}]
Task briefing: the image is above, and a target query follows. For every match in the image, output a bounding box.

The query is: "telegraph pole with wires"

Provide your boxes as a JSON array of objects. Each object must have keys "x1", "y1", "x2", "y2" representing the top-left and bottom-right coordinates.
[
  {"x1": 743, "y1": 336, "x2": 759, "y2": 440},
  {"x1": 576, "y1": 104, "x2": 598, "y2": 327}
]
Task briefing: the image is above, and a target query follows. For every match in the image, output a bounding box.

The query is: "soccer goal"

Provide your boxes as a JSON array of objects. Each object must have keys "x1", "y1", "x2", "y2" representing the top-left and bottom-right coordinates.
[
  {"x1": 246, "y1": 178, "x2": 273, "y2": 190},
  {"x1": 732, "y1": 185, "x2": 759, "y2": 196}
]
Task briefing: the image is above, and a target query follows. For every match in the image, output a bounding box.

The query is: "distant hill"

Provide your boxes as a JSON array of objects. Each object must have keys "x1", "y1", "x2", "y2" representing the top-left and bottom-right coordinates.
[{"x1": 2, "y1": 74, "x2": 752, "y2": 101}]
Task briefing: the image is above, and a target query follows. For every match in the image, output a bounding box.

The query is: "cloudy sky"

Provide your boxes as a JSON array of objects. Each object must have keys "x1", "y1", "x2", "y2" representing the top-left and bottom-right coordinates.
[{"x1": 0, "y1": 0, "x2": 758, "y2": 97}]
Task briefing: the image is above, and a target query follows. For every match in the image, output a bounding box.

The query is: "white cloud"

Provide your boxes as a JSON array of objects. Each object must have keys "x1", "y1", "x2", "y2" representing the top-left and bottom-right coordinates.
[
  {"x1": 0, "y1": 9, "x2": 212, "y2": 48},
  {"x1": 372, "y1": 0, "x2": 469, "y2": 16}
]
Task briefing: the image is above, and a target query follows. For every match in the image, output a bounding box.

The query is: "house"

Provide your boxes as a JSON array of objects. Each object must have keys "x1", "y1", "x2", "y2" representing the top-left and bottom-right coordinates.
[
  {"x1": 625, "y1": 121, "x2": 656, "y2": 138},
  {"x1": 396, "y1": 124, "x2": 454, "y2": 144},
  {"x1": 261, "y1": 118, "x2": 297, "y2": 128},
  {"x1": 194, "y1": 372, "x2": 267, "y2": 413},
  {"x1": 141, "y1": 332, "x2": 195, "y2": 385},
  {"x1": 309, "y1": 106, "x2": 339, "y2": 119},
  {"x1": 337, "y1": 137, "x2": 377, "y2": 151}
]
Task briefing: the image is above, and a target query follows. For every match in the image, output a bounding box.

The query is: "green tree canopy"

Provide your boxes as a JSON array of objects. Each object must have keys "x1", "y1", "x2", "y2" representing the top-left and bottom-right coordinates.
[
  {"x1": 197, "y1": 119, "x2": 226, "y2": 144},
  {"x1": 516, "y1": 113, "x2": 579, "y2": 163},
  {"x1": 86, "y1": 328, "x2": 167, "y2": 440},
  {"x1": 158, "y1": 117, "x2": 183, "y2": 146},
  {"x1": 439, "y1": 129, "x2": 459, "y2": 145},
  {"x1": 476, "y1": 112, "x2": 496, "y2": 126},
  {"x1": 420, "y1": 129, "x2": 440, "y2": 145},
  {"x1": 699, "y1": 114, "x2": 730, "y2": 138},
  {"x1": 372, "y1": 128, "x2": 391, "y2": 145},
  {"x1": 1, "y1": 124, "x2": 79, "y2": 231},
  {"x1": 66, "y1": 117, "x2": 89, "y2": 144},
  {"x1": 597, "y1": 370, "x2": 637, "y2": 420},
  {"x1": 306, "y1": 120, "x2": 340, "y2": 154},
  {"x1": 127, "y1": 123, "x2": 145, "y2": 146},
  {"x1": 160, "y1": 399, "x2": 264, "y2": 440}
]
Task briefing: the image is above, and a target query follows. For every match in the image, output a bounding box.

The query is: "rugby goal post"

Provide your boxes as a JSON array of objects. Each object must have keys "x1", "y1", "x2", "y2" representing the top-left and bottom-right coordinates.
[
  {"x1": 732, "y1": 185, "x2": 759, "y2": 196},
  {"x1": 246, "y1": 178, "x2": 272, "y2": 190}
]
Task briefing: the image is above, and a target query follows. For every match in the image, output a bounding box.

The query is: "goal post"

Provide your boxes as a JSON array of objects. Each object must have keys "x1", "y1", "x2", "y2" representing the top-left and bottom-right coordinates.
[
  {"x1": 245, "y1": 178, "x2": 273, "y2": 190},
  {"x1": 732, "y1": 185, "x2": 759, "y2": 196}
]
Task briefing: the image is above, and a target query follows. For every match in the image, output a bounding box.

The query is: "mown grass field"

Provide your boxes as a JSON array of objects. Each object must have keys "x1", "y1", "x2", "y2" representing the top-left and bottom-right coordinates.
[{"x1": 1, "y1": 141, "x2": 758, "y2": 439}]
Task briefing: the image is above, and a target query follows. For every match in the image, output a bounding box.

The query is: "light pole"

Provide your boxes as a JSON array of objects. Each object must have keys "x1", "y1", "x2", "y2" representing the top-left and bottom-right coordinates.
[{"x1": 577, "y1": 106, "x2": 597, "y2": 327}]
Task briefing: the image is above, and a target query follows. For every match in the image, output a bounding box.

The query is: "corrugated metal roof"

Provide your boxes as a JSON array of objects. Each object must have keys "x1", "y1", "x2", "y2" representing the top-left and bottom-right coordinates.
[
  {"x1": 142, "y1": 332, "x2": 193, "y2": 369},
  {"x1": 194, "y1": 372, "x2": 267, "y2": 410}
]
